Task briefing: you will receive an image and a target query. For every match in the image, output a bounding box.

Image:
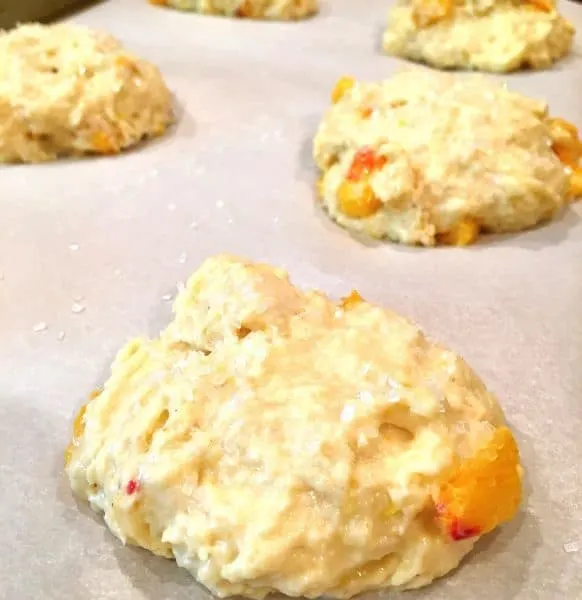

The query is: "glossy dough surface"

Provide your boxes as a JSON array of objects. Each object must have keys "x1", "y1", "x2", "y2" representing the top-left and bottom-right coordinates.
[
  {"x1": 313, "y1": 71, "x2": 570, "y2": 246},
  {"x1": 0, "y1": 24, "x2": 173, "y2": 163},
  {"x1": 383, "y1": 0, "x2": 575, "y2": 72},
  {"x1": 151, "y1": 0, "x2": 318, "y2": 20},
  {"x1": 66, "y1": 255, "x2": 522, "y2": 598}
]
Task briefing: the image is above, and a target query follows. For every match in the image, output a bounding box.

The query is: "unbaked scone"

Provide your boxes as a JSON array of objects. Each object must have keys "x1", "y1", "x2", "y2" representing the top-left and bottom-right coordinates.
[
  {"x1": 0, "y1": 23, "x2": 173, "y2": 163},
  {"x1": 66, "y1": 254, "x2": 523, "y2": 598},
  {"x1": 149, "y1": 0, "x2": 318, "y2": 20},
  {"x1": 313, "y1": 71, "x2": 580, "y2": 247},
  {"x1": 383, "y1": 0, "x2": 575, "y2": 72}
]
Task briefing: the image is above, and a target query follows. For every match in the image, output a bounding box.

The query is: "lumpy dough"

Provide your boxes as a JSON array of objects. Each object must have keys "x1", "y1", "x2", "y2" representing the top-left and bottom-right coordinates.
[
  {"x1": 66, "y1": 255, "x2": 523, "y2": 598},
  {"x1": 149, "y1": 0, "x2": 318, "y2": 20},
  {"x1": 313, "y1": 71, "x2": 576, "y2": 247},
  {"x1": 0, "y1": 24, "x2": 173, "y2": 163},
  {"x1": 383, "y1": 0, "x2": 575, "y2": 72}
]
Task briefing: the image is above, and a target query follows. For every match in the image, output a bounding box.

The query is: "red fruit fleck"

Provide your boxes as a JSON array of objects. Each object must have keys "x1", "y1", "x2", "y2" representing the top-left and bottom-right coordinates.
[
  {"x1": 126, "y1": 479, "x2": 140, "y2": 495},
  {"x1": 347, "y1": 148, "x2": 387, "y2": 181},
  {"x1": 449, "y1": 519, "x2": 481, "y2": 541}
]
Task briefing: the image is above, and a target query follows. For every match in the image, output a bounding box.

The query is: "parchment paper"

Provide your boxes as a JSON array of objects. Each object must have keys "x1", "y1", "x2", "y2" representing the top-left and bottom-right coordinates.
[{"x1": 1, "y1": 1, "x2": 581, "y2": 598}]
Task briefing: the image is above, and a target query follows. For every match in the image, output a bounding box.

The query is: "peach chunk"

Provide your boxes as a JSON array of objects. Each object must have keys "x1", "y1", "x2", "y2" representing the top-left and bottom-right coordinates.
[
  {"x1": 435, "y1": 426, "x2": 522, "y2": 541},
  {"x1": 437, "y1": 218, "x2": 480, "y2": 247}
]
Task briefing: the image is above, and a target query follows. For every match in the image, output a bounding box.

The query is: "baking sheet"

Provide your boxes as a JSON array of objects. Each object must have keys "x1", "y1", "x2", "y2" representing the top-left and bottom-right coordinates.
[{"x1": 1, "y1": 0, "x2": 581, "y2": 598}]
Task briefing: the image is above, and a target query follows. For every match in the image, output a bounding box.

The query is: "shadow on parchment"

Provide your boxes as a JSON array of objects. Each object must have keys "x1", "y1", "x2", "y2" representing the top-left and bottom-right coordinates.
[
  {"x1": 4, "y1": 93, "x2": 187, "y2": 172},
  {"x1": 58, "y1": 482, "x2": 196, "y2": 599},
  {"x1": 355, "y1": 424, "x2": 543, "y2": 600},
  {"x1": 429, "y1": 423, "x2": 542, "y2": 600},
  {"x1": 372, "y1": 15, "x2": 581, "y2": 77},
  {"x1": 53, "y1": 386, "x2": 196, "y2": 599},
  {"x1": 110, "y1": 426, "x2": 542, "y2": 600},
  {"x1": 112, "y1": 544, "x2": 195, "y2": 600},
  {"x1": 474, "y1": 207, "x2": 581, "y2": 251},
  {"x1": 0, "y1": 399, "x2": 121, "y2": 599},
  {"x1": 52, "y1": 376, "x2": 543, "y2": 600},
  {"x1": 296, "y1": 113, "x2": 581, "y2": 256}
]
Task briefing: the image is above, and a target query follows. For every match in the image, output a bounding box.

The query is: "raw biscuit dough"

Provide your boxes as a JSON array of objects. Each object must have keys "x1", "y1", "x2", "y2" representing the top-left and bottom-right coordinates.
[
  {"x1": 149, "y1": 0, "x2": 318, "y2": 20},
  {"x1": 383, "y1": 0, "x2": 575, "y2": 72},
  {"x1": 313, "y1": 71, "x2": 573, "y2": 246},
  {"x1": 66, "y1": 255, "x2": 523, "y2": 599},
  {"x1": 0, "y1": 23, "x2": 173, "y2": 163}
]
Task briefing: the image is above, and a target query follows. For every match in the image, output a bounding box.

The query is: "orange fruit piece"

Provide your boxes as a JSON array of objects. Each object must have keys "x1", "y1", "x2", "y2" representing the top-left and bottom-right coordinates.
[
  {"x1": 552, "y1": 142, "x2": 582, "y2": 170},
  {"x1": 437, "y1": 218, "x2": 480, "y2": 247},
  {"x1": 435, "y1": 426, "x2": 522, "y2": 541},
  {"x1": 337, "y1": 180, "x2": 382, "y2": 218},
  {"x1": 235, "y1": 0, "x2": 255, "y2": 17},
  {"x1": 548, "y1": 117, "x2": 582, "y2": 168},
  {"x1": 413, "y1": 0, "x2": 454, "y2": 28},
  {"x1": 331, "y1": 76, "x2": 355, "y2": 104},
  {"x1": 548, "y1": 117, "x2": 579, "y2": 138},
  {"x1": 360, "y1": 106, "x2": 374, "y2": 119},
  {"x1": 525, "y1": 0, "x2": 553, "y2": 12},
  {"x1": 91, "y1": 131, "x2": 119, "y2": 155},
  {"x1": 340, "y1": 290, "x2": 364, "y2": 310},
  {"x1": 569, "y1": 168, "x2": 582, "y2": 201}
]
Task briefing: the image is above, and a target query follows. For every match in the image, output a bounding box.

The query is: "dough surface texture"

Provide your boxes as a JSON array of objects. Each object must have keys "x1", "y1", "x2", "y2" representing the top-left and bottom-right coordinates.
[
  {"x1": 313, "y1": 71, "x2": 572, "y2": 246},
  {"x1": 66, "y1": 255, "x2": 523, "y2": 598},
  {"x1": 0, "y1": 23, "x2": 173, "y2": 163},
  {"x1": 150, "y1": 0, "x2": 318, "y2": 20},
  {"x1": 383, "y1": 0, "x2": 575, "y2": 72}
]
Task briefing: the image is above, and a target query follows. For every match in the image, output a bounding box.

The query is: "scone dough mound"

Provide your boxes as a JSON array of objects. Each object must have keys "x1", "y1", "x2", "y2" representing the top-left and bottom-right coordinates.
[
  {"x1": 0, "y1": 23, "x2": 173, "y2": 163},
  {"x1": 383, "y1": 0, "x2": 575, "y2": 72},
  {"x1": 66, "y1": 255, "x2": 523, "y2": 598},
  {"x1": 150, "y1": 0, "x2": 318, "y2": 20},
  {"x1": 313, "y1": 71, "x2": 570, "y2": 246}
]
